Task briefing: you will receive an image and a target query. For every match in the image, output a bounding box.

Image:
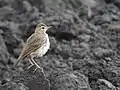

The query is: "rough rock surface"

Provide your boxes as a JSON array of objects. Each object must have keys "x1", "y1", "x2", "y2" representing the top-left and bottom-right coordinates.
[{"x1": 0, "y1": 0, "x2": 120, "y2": 90}]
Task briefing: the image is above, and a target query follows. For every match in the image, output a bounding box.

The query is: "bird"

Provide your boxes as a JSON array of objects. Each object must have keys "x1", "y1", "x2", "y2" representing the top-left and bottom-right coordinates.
[{"x1": 14, "y1": 23, "x2": 51, "y2": 73}]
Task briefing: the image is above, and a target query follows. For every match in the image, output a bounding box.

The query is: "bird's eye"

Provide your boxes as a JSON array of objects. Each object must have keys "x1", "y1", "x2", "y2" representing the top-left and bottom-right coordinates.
[{"x1": 41, "y1": 27, "x2": 45, "y2": 29}]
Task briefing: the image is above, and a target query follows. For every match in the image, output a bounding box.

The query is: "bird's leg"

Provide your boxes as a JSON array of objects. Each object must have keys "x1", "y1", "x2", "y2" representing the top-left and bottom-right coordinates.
[
  {"x1": 28, "y1": 59, "x2": 34, "y2": 69},
  {"x1": 30, "y1": 56, "x2": 43, "y2": 73},
  {"x1": 33, "y1": 68, "x2": 39, "y2": 74},
  {"x1": 31, "y1": 57, "x2": 41, "y2": 68}
]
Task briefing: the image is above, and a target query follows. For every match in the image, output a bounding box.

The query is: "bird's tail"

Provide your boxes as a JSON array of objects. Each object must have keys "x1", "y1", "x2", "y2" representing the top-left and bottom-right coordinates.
[{"x1": 13, "y1": 56, "x2": 22, "y2": 67}]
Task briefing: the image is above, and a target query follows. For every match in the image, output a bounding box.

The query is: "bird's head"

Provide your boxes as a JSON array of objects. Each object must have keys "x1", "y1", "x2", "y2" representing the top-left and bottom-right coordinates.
[{"x1": 35, "y1": 23, "x2": 51, "y2": 33}]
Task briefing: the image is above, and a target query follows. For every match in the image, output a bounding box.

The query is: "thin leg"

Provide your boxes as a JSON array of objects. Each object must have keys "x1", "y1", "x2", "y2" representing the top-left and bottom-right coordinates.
[
  {"x1": 30, "y1": 56, "x2": 43, "y2": 72},
  {"x1": 28, "y1": 59, "x2": 34, "y2": 69},
  {"x1": 29, "y1": 58, "x2": 34, "y2": 65},
  {"x1": 31, "y1": 57, "x2": 41, "y2": 68},
  {"x1": 33, "y1": 68, "x2": 38, "y2": 73}
]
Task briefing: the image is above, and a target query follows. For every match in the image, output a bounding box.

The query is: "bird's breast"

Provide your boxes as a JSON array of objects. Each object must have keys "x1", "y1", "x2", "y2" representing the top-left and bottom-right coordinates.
[{"x1": 34, "y1": 35, "x2": 50, "y2": 57}]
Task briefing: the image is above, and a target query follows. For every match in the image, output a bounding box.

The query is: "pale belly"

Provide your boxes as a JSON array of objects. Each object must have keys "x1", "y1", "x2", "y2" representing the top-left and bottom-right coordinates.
[
  {"x1": 36, "y1": 41, "x2": 50, "y2": 57},
  {"x1": 31, "y1": 35, "x2": 50, "y2": 57}
]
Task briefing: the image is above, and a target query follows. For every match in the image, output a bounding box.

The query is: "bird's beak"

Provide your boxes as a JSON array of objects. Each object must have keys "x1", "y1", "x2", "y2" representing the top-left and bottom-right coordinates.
[{"x1": 47, "y1": 26, "x2": 52, "y2": 29}]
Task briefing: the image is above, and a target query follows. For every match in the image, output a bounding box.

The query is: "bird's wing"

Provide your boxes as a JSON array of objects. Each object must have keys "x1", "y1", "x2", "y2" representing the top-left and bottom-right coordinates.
[{"x1": 19, "y1": 33, "x2": 47, "y2": 59}]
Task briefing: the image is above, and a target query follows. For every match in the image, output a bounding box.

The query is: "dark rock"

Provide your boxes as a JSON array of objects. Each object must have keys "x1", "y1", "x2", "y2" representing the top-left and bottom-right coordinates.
[
  {"x1": 28, "y1": 0, "x2": 45, "y2": 12},
  {"x1": 50, "y1": 70, "x2": 91, "y2": 90},
  {"x1": 96, "y1": 79, "x2": 116, "y2": 90},
  {"x1": 104, "y1": 0, "x2": 114, "y2": 3},
  {"x1": 0, "y1": 6, "x2": 14, "y2": 18},
  {"x1": 55, "y1": 31, "x2": 76, "y2": 41},
  {"x1": 0, "y1": 82, "x2": 29, "y2": 90},
  {"x1": 22, "y1": 1, "x2": 32, "y2": 12},
  {"x1": 11, "y1": 67, "x2": 50, "y2": 90},
  {"x1": 93, "y1": 47, "x2": 114, "y2": 59},
  {"x1": 0, "y1": 35, "x2": 10, "y2": 64},
  {"x1": 114, "y1": 0, "x2": 120, "y2": 9},
  {"x1": 102, "y1": 67, "x2": 120, "y2": 87},
  {"x1": 78, "y1": 34, "x2": 91, "y2": 42}
]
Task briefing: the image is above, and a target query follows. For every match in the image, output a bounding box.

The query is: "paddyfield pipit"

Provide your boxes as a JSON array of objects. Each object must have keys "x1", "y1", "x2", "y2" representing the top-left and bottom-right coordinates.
[{"x1": 14, "y1": 23, "x2": 51, "y2": 72}]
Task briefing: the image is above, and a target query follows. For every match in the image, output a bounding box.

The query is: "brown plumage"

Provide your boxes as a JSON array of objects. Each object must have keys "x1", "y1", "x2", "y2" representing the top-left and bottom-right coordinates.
[{"x1": 14, "y1": 23, "x2": 51, "y2": 72}]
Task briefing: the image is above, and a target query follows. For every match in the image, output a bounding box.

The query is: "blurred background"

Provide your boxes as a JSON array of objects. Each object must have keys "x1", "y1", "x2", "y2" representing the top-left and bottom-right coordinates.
[{"x1": 0, "y1": 0, "x2": 120, "y2": 90}]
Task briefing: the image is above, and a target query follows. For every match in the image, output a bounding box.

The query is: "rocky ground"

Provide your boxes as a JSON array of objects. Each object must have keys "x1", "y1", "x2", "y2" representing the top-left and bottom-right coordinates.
[{"x1": 0, "y1": 0, "x2": 120, "y2": 90}]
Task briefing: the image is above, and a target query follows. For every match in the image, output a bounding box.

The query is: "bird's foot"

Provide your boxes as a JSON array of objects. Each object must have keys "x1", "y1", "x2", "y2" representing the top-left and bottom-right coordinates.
[
  {"x1": 28, "y1": 64, "x2": 34, "y2": 70},
  {"x1": 33, "y1": 68, "x2": 37, "y2": 73},
  {"x1": 33, "y1": 66, "x2": 44, "y2": 73}
]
